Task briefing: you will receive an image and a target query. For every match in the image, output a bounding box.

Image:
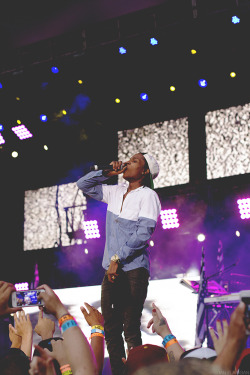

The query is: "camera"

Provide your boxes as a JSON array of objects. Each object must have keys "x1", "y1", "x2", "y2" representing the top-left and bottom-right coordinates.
[
  {"x1": 11, "y1": 289, "x2": 45, "y2": 308},
  {"x1": 239, "y1": 290, "x2": 250, "y2": 335}
]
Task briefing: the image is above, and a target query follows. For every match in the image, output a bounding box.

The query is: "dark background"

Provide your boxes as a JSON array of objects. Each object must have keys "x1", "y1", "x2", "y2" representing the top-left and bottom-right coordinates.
[{"x1": 0, "y1": 0, "x2": 249, "y2": 290}]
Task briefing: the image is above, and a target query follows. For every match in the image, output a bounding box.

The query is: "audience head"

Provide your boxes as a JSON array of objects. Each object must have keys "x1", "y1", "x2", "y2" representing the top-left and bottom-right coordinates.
[{"x1": 0, "y1": 348, "x2": 30, "y2": 375}]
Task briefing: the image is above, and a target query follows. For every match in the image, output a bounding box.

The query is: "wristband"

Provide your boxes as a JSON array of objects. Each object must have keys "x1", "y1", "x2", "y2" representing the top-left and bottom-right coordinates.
[
  {"x1": 91, "y1": 325, "x2": 104, "y2": 331},
  {"x1": 60, "y1": 364, "x2": 71, "y2": 371},
  {"x1": 59, "y1": 314, "x2": 75, "y2": 327},
  {"x1": 162, "y1": 334, "x2": 176, "y2": 347},
  {"x1": 90, "y1": 332, "x2": 105, "y2": 338},
  {"x1": 61, "y1": 319, "x2": 78, "y2": 333},
  {"x1": 164, "y1": 338, "x2": 178, "y2": 349},
  {"x1": 62, "y1": 370, "x2": 73, "y2": 375},
  {"x1": 91, "y1": 328, "x2": 105, "y2": 334}
]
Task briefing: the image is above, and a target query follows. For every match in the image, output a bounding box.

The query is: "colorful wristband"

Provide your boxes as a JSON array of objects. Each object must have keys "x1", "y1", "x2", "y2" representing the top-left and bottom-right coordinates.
[
  {"x1": 164, "y1": 338, "x2": 178, "y2": 349},
  {"x1": 91, "y1": 332, "x2": 105, "y2": 338},
  {"x1": 60, "y1": 364, "x2": 70, "y2": 371},
  {"x1": 61, "y1": 319, "x2": 78, "y2": 333},
  {"x1": 59, "y1": 314, "x2": 75, "y2": 327},
  {"x1": 62, "y1": 370, "x2": 73, "y2": 375},
  {"x1": 91, "y1": 325, "x2": 104, "y2": 331},
  {"x1": 162, "y1": 334, "x2": 176, "y2": 347},
  {"x1": 91, "y1": 328, "x2": 105, "y2": 334}
]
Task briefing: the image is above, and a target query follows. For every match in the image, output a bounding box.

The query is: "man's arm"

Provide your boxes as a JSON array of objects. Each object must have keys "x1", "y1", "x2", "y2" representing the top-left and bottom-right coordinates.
[{"x1": 76, "y1": 170, "x2": 108, "y2": 201}]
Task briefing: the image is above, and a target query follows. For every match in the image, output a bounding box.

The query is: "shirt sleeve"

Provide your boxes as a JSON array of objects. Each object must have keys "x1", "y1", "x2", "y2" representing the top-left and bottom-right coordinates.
[
  {"x1": 117, "y1": 190, "x2": 161, "y2": 263},
  {"x1": 76, "y1": 170, "x2": 115, "y2": 204}
]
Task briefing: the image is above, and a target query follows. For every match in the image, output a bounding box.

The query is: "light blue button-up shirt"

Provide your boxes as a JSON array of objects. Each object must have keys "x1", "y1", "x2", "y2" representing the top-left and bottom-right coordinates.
[{"x1": 77, "y1": 170, "x2": 161, "y2": 274}]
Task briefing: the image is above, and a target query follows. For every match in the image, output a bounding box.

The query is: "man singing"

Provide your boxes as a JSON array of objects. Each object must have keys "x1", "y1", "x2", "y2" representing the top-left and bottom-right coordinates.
[{"x1": 77, "y1": 152, "x2": 161, "y2": 375}]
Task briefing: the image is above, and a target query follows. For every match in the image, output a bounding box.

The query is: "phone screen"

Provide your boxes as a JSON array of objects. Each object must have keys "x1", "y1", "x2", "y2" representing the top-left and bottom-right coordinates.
[{"x1": 15, "y1": 290, "x2": 43, "y2": 307}]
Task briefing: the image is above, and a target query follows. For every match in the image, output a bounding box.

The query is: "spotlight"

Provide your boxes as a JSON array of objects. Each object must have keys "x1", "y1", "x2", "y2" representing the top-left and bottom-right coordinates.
[
  {"x1": 230, "y1": 72, "x2": 236, "y2": 78},
  {"x1": 78, "y1": 80, "x2": 83, "y2": 84},
  {"x1": 198, "y1": 79, "x2": 207, "y2": 87},
  {"x1": 62, "y1": 110, "x2": 67, "y2": 115},
  {"x1": 0, "y1": 133, "x2": 5, "y2": 145},
  {"x1": 44, "y1": 145, "x2": 48, "y2": 151},
  {"x1": 0, "y1": 82, "x2": 2, "y2": 89},
  {"x1": 191, "y1": 49, "x2": 197, "y2": 55},
  {"x1": 119, "y1": 47, "x2": 127, "y2": 55},
  {"x1": 237, "y1": 198, "x2": 250, "y2": 219},
  {"x1": 84, "y1": 248, "x2": 89, "y2": 254},
  {"x1": 170, "y1": 86, "x2": 176, "y2": 92},
  {"x1": 115, "y1": 98, "x2": 120, "y2": 103},
  {"x1": 235, "y1": 231, "x2": 240, "y2": 237},
  {"x1": 140, "y1": 93, "x2": 148, "y2": 101},
  {"x1": 17, "y1": 120, "x2": 21, "y2": 124},
  {"x1": 51, "y1": 66, "x2": 59, "y2": 74},
  {"x1": 12, "y1": 151, "x2": 18, "y2": 158},
  {"x1": 160, "y1": 209, "x2": 179, "y2": 229},
  {"x1": 16, "y1": 97, "x2": 20, "y2": 101},
  {"x1": 150, "y1": 37, "x2": 158, "y2": 46},
  {"x1": 0, "y1": 124, "x2": 4, "y2": 131},
  {"x1": 82, "y1": 220, "x2": 100, "y2": 239},
  {"x1": 12, "y1": 125, "x2": 33, "y2": 140},
  {"x1": 40, "y1": 114, "x2": 48, "y2": 122},
  {"x1": 197, "y1": 233, "x2": 205, "y2": 242},
  {"x1": 232, "y1": 16, "x2": 240, "y2": 24},
  {"x1": 149, "y1": 240, "x2": 154, "y2": 247}
]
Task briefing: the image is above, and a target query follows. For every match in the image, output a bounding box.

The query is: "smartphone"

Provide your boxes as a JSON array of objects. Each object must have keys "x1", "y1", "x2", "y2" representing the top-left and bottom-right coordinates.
[
  {"x1": 11, "y1": 289, "x2": 45, "y2": 308},
  {"x1": 239, "y1": 290, "x2": 250, "y2": 335}
]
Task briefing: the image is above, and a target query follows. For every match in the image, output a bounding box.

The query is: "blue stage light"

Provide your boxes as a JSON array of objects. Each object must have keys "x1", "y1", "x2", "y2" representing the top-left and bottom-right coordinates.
[
  {"x1": 0, "y1": 124, "x2": 3, "y2": 131},
  {"x1": 119, "y1": 47, "x2": 127, "y2": 55},
  {"x1": 0, "y1": 82, "x2": 2, "y2": 89},
  {"x1": 232, "y1": 16, "x2": 240, "y2": 24},
  {"x1": 40, "y1": 115, "x2": 48, "y2": 122},
  {"x1": 140, "y1": 93, "x2": 149, "y2": 101},
  {"x1": 51, "y1": 66, "x2": 59, "y2": 74},
  {"x1": 150, "y1": 37, "x2": 158, "y2": 46},
  {"x1": 198, "y1": 79, "x2": 207, "y2": 88}
]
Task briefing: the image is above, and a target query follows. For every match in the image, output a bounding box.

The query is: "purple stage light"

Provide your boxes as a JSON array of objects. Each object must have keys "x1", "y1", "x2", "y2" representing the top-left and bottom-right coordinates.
[
  {"x1": 237, "y1": 198, "x2": 250, "y2": 219},
  {"x1": 160, "y1": 209, "x2": 179, "y2": 229},
  {"x1": 15, "y1": 282, "x2": 29, "y2": 291},
  {"x1": 12, "y1": 125, "x2": 33, "y2": 140},
  {"x1": 82, "y1": 220, "x2": 100, "y2": 239},
  {"x1": 0, "y1": 133, "x2": 5, "y2": 145}
]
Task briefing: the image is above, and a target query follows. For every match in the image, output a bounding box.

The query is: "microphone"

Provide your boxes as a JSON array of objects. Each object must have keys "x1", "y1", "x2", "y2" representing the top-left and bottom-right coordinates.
[{"x1": 90, "y1": 163, "x2": 125, "y2": 171}]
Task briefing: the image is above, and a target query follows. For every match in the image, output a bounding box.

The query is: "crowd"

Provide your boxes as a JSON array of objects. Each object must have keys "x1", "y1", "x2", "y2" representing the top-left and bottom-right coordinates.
[{"x1": 0, "y1": 280, "x2": 249, "y2": 375}]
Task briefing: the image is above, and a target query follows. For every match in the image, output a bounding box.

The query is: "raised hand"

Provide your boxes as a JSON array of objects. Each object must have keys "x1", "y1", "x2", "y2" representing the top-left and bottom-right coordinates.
[
  {"x1": 37, "y1": 284, "x2": 68, "y2": 320},
  {"x1": 147, "y1": 303, "x2": 171, "y2": 338},
  {"x1": 209, "y1": 319, "x2": 229, "y2": 355},
  {"x1": 29, "y1": 345, "x2": 56, "y2": 375},
  {"x1": 14, "y1": 310, "x2": 33, "y2": 358},
  {"x1": 80, "y1": 302, "x2": 104, "y2": 327},
  {"x1": 0, "y1": 281, "x2": 22, "y2": 316},
  {"x1": 9, "y1": 323, "x2": 22, "y2": 349},
  {"x1": 35, "y1": 310, "x2": 55, "y2": 340}
]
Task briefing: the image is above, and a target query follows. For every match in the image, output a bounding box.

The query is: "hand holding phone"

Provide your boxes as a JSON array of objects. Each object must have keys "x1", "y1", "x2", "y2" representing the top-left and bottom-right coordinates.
[
  {"x1": 239, "y1": 290, "x2": 250, "y2": 335},
  {"x1": 11, "y1": 289, "x2": 45, "y2": 308}
]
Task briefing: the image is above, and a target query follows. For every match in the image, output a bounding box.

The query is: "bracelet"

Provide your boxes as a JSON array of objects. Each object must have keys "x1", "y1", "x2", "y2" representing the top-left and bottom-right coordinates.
[
  {"x1": 91, "y1": 325, "x2": 104, "y2": 331},
  {"x1": 91, "y1": 328, "x2": 105, "y2": 335},
  {"x1": 60, "y1": 364, "x2": 70, "y2": 371},
  {"x1": 164, "y1": 338, "x2": 178, "y2": 349},
  {"x1": 61, "y1": 319, "x2": 78, "y2": 333},
  {"x1": 59, "y1": 314, "x2": 75, "y2": 327},
  {"x1": 62, "y1": 370, "x2": 73, "y2": 375},
  {"x1": 90, "y1": 332, "x2": 105, "y2": 338},
  {"x1": 162, "y1": 334, "x2": 176, "y2": 347}
]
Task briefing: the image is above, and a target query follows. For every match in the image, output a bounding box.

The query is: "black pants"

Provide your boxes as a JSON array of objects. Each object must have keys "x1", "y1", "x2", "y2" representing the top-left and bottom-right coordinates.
[{"x1": 101, "y1": 267, "x2": 149, "y2": 375}]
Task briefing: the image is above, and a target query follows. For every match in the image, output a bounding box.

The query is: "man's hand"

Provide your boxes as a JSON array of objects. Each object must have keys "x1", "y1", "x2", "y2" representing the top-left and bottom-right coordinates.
[
  {"x1": 147, "y1": 303, "x2": 172, "y2": 338},
  {"x1": 0, "y1": 281, "x2": 22, "y2": 316},
  {"x1": 14, "y1": 310, "x2": 33, "y2": 358},
  {"x1": 103, "y1": 161, "x2": 127, "y2": 177},
  {"x1": 9, "y1": 323, "x2": 22, "y2": 349},
  {"x1": 209, "y1": 319, "x2": 229, "y2": 355},
  {"x1": 29, "y1": 345, "x2": 56, "y2": 375},
  {"x1": 35, "y1": 310, "x2": 55, "y2": 340},
  {"x1": 107, "y1": 261, "x2": 118, "y2": 283},
  {"x1": 80, "y1": 302, "x2": 104, "y2": 327},
  {"x1": 37, "y1": 284, "x2": 68, "y2": 320},
  {"x1": 47, "y1": 339, "x2": 68, "y2": 367}
]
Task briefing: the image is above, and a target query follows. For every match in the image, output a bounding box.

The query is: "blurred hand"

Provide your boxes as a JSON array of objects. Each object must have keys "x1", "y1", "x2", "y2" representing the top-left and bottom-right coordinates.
[
  {"x1": 48, "y1": 339, "x2": 68, "y2": 367},
  {"x1": 14, "y1": 310, "x2": 33, "y2": 338},
  {"x1": 35, "y1": 310, "x2": 55, "y2": 340},
  {"x1": 80, "y1": 303, "x2": 104, "y2": 327},
  {"x1": 9, "y1": 323, "x2": 22, "y2": 349},
  {"x1": 107, "y1": 261, "x2": 118, "y2": 283},
  {"x1": 147, "y1": 303, "x2": 172, "y2": 338},
  {"x1": 103, "y1": 161, "x2": 127, "y2": 177},
  {"x1": 0, "y1": 281, "x2": 22, "y2": 316},
  {"x1": 209, "y1": 319, "x2": 229, "y2": 355},
  {"x1": 29, "y1": 345, "x2": 56, "y2": 375},
  {"x1": 37, "y1": 284, "x2": 68, "y2": 320},
  {"x1": 227, "y1": 302, "x2": 248, "y2": 353}
]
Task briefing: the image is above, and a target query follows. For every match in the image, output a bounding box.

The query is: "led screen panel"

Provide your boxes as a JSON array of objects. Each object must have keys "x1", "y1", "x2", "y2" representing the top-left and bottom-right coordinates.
[
  {"x1": 206, "y1": 103, "x2": 250, "y2": 180},
  {"x1": 24, "y1": 183, "x2": 87, "y2": 251},
  {"x1": 118, "y1": 118, "x2": 189, "y2": 188}
]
